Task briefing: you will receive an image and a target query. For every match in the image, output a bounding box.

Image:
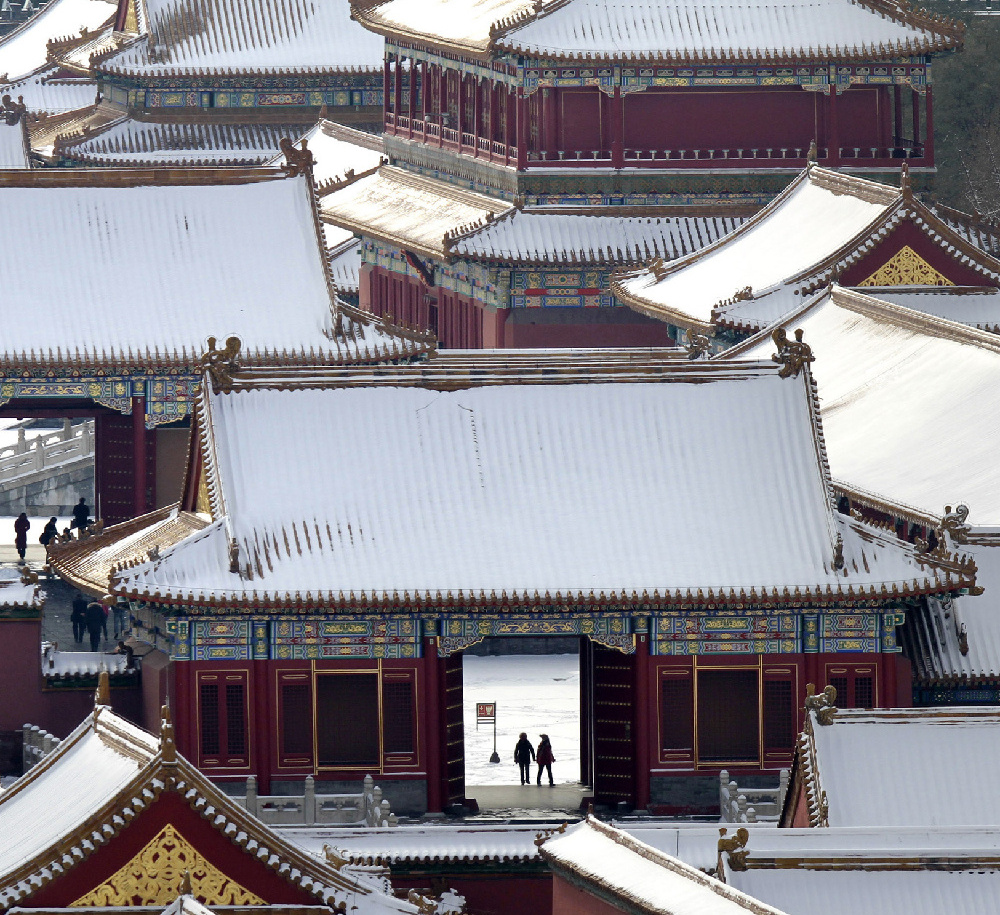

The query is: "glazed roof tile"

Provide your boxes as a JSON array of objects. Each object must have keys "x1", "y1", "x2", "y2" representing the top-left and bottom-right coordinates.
[
  {"x1": 540, "y1": 817, "x2": 788, "y2": 915},
  {"x1": 320, "y1": 166, "x2": 509, "y2": 260},
  {"x1": 799, "y1": 706, "x2": 1000, "y2": 828},
  {"x1": 724, "y1": 285, "x2": 1000, "y2": 527},
  {"x1": 99, "y1": 0, "x2": 384, "y2": 77},
  {"x1": 0, "y1": 0, "x2": 114, "y2": 81},
  {"x1": 60, "y1": 118, "x2": 314, "y2": 166},
  {"x1": 282, "y1": 120, "x2": 384, "y2": 195},
  {"x1": 0, "y1": 170, "x2": 434, "y2": 369},
  {"x1": 354, "y1": 0, "x2": 961, "y2": 60},
  {"x1": 0, "y1": 118, "x2": 28, "y2": 166},
  {"x1": 108, "y1": 356, "x2": 971, "y2": 609},
  {"x1": 614, "y1": 168, "x2": 897, "y2": 332},
  {"x1": 0, "y1": 567, "x2": 42, "y2": 607},
  {"x1": 4, "y1": 65, "x2": 98, "y2": 115},
  {"x1": 328, "y1": 235, "x2": 361, "y2": 293},
  {"x1": 452, "y1": 209, "x2": 748, "y2": 265}
]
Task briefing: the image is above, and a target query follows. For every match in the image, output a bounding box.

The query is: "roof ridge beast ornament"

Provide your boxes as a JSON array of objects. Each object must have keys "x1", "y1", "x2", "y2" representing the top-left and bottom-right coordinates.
[
  {"x1": 771, "y1": 327, "x2": 815, "y2": 378},
  {"x1": 201, "y1": 336, "x2": 242, "y2": 394},
  {"x1": 805, "y1": 682, "x2": 837, "y2": 725}
]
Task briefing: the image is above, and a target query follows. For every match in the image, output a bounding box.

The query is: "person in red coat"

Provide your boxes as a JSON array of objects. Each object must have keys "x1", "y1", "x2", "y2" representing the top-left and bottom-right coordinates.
[
  {"x1": 13, "y1": 513, "x2": 29, "y2": 561},
  {"x1": 536, "y1": 734, "x2": 555, "y2": 786}
]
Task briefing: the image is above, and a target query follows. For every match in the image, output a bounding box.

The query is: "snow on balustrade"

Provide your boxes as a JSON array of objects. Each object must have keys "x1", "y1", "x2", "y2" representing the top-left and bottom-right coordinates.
[{"x1": 0, "y1": 420, "x2": 93, "y2": 486}]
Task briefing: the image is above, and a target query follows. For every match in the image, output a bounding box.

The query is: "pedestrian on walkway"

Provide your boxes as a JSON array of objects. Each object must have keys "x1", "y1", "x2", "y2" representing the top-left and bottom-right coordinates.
[
  {"x1": 112, "y1": 600, "x2": 128, "y2": 639},
  {"x1": 85, "y1": 600, "x2": 104, "y2": 652},
  {"x1": 13, "y1": 513, "x2": 29, "y2": 561},
  {"x1": 536, "y1": 734, "x2": 555, "y2": 786},
  {"x1": 514, "y1": 732, "x2": 534, "y2": 785},
  {"x1": 39, "y1": 517, "x2": 58, "y2": 547},
  {"x1": 72, "y1": 498, "x2": 90, "y2": 532},
  {"x1": 70, "y1": 593, "x2": 88, "y2": 644}
]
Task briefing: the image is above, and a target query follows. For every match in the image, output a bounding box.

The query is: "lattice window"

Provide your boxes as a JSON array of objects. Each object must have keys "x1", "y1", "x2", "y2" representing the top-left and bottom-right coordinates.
[
  {"x1": 225, "y1": 684, "x2": 246, "y2": 756},
  {"x1": 660, "y1": 676, "x2": 693, "y2": 751},
  {"x1": 281, "y1": 684, "x2": 312, "y2": 756},
  {"x1": 830, "y1": 677, "x2": 849, "y2": 706},
  {"x1": 854, "y1": 677, "x2": 874, "y2": 710},
  {"x1": 317, "y1": 674, "x2": 379, "y2": 767},
  {"x1": 763, "y1": 680, "x2": 794, "y2": 750},
  {"x1": 383, "y1": 681, "x2": 415, "y2": 754},
  {"x1": 200, "y1": 684, "x2": 220, "y2": 756}
]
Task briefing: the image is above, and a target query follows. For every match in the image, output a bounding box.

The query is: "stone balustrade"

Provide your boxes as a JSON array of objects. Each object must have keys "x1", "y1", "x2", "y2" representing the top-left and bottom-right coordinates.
[
  {"x1": 719, "y1": 768, "x2": 789, "y2": 823},
  {"x1": 237, "y1": 774, "x2": 398, "y2": 827},
  {"x1": 22, "y1": 723, "x2": 61, "y2": 771},
  {"x1": 0, "y1": 420, "x2": 94, "y2": 484}
]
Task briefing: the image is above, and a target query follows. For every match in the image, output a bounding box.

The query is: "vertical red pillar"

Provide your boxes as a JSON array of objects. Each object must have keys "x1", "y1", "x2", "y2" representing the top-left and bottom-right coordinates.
[
  {"x1": 911, "y1": 87, "x2": 922, "y2": 154},
  {"x1": 827, "y1": 89, "x2": 840, "y2": 165},
  {"x1": 421, "y1": 61, "x2": 429, "y2": 120},
  {"x1": 893, "y1": 84, "x2": 903, "y2": 146},
  {"x1": 611, "y1": 87, "x2": 624, "y2": 168},
  {"x1": 408, "y1": 57, "x2": 416, "y2": 138},
  {"x1": 438, "y1": 66, "x2": 447, "y2": 147},
  {"x1": 633, "y1": 628, "x2": 651, "y2": 810},
  {"x1": 383, "y1": 55, "x2": 391, "y2": 129},
  {"x1": 488, "y1": 82, "x2": 498, "y2": 155},
  {"x1": 923, "y1": 87, "x2": 934, "y2": 164},
  {"x1": 423, "y1": 632, "x2": 443, "y2": 813},
  {"x1": 516, "y1": 89, "x2": 528, "y2": 170},
  {"x1": 393, "y1": 55, "x2": 403, "y2": 126},
  {"x1": 457, "y1": 73, "x2": 466, "y2": 150},
  {"x1": 132, "y1": 395, "x2": 147, "y2": 517},
  {"x1": 254, "y1": 659, "x2": 273, "y2": 793},
  {"x1": 174, "y1": 659, "x2": 191, "y2": 757}
]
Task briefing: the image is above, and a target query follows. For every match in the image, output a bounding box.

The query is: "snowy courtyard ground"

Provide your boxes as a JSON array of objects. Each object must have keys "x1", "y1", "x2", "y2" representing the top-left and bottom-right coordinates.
[{"x1": 463, "y1": 653, "x2": 580, "y2": 787}]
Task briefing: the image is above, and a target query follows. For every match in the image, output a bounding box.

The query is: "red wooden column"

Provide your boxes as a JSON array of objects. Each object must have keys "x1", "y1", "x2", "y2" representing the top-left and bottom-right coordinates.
[
  {"x1": 254, "y1": 659, "x2": 273, "y2": 793},
  {"x1": 516, "y1": 89, "x2": 528, "y2": 170},
  {"x1": 408, "y1": 56, "x2": 416, "y2": 138},
  {"x1": 457, "y1": 73, "x2": 466, "y2": 150},
  {"x1": 422, "y1": 627, "x2": 444, "y2": 813},
  {"x1": 438, "y1": 65, "x2": 447, "y2": 147},
  {"x1": 393, "y1": 54, "x2": 403, "y2": 124},
  {"x1": 421, "y1": 60, "x2": 429, "y2": 121},
  {"x1": 131, "y1": 395, "x2": 147, "y2": 517},
  {"x1": 911, "y1": 86, "x2": 921, "y2": 153},
  {"x1": 383, "y1": 56, "x2": 391, "y2": 129},
  {"x1": 633, "y1": 624, "x2": 652, "y2": 810},
  {"x1": 892, "y1": 84, "x2": 903, "y2": 146},
  {"x1": 610, "y1": 87, "x2": 624, "y2": 168},
  {"x1": 488, "y1": 81, "x2": 498, "y2": 156},
  {"x1": 923, "y1": 87, "x2": 934, "y2": 163},
  {"x1": 826, "y1": 88, "x2": 840, "y2": 165}
]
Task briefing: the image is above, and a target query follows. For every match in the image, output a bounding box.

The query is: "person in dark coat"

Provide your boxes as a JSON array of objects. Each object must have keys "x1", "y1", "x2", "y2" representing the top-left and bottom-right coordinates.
[
  {"x1": 513, "y1": 732, "x2": 535, "y2": 785},
  {"x1": 13, "y1": 513, "x2": 29, "y2": 560},
  {"x1": 85, "y1": 601, "x2": 105, "y2": 651},
  {"x1": 536, "y1": 733, "x2": 555, "y2": 786},
  {"x1": 71, "y1": 498, "x2": 90, "y2": 531},
  {"x1": 39, "y1": 517, "x2": 58, "y2": 547},
  {"x1": 70, "y1": 593, "x2": 88, "y2": 644}
]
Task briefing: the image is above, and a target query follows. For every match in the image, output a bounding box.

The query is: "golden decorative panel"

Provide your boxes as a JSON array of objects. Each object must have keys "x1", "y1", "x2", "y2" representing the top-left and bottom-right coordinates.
[
  {"x1": 123, "y1": 0, "x2": 138, "y2": 31},
  {"x1": 857, "y1": 245, "x2": 955, "y2": 287},
  {"x1": 70, "y1": 823, "x2": 265, "y2": 907}
]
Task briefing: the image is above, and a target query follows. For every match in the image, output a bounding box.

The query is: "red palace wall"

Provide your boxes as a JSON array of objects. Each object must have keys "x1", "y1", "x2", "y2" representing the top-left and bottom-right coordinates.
[
  {"x1": 552, "y1": 873, "x2": 624, "y2": 915},
  {"x1": 361, "y1": 265, "x2": 676, "y2": 350},
  {"x1": 391, "y1": 872, "x2": 552, "y2": 915}
]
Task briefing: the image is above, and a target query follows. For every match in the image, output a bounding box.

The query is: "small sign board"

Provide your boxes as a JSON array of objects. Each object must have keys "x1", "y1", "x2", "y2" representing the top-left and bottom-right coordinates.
[{"x1": 477, "y1": 702, "x2": 496, "y2": 728}]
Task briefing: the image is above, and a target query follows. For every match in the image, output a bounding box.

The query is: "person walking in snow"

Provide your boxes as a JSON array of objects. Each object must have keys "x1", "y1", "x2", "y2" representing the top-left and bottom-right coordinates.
[
  {"x1": 84, "y1": 600, "x2": 105, "y2": 652},
  {"x1": 70, "y1": 592, "x2": 88, "y2": 644},
  {"x1": 13, "y1": 512, "x2": 29, "y2": 561},
  {"x1": 39, "y1": 517, "x2": 58, "y2": 547},
  {"x1": 536, "y1": 733, "x2": 555, "y2": 786},
  {"x1": 514, "y1": 732, "x2": 534, "y2": 785},
  {"x1": 71, "y1": 497, "x2": 90, "y2": 533}
]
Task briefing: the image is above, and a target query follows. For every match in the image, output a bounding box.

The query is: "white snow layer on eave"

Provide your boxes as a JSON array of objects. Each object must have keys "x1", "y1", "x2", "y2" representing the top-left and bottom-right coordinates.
[
  {"x1": 728, "y1": 869, "x2": 1000, "y2": 915},
  {"x1": 105, "y1": 0, "x2": 383, "y2": 73},
  {"x1": 503, "y1": 0, "x2": 943, "y2": 57},
  {"x1": 544, "y1": 824, "x2": 784, "y2": 915},
  {"x1": 0, "y1": 121, "x2": 27, "y2": 167},
  {"x1": 117, "y1": 376, "x2": 934, "y2": 599},
  {"x1": 0, "y1": 727, "x2": 146, "y2": 875},
  {"x1": 865, "y1": 288, "x2": 1000, "y2": 329},
  {"x1": 619, "y1": 180, "x2": 888, "y2": 324},
  {"x1": 0, "y1": 178, "x2": 342, "y2": 360},
  {"x1": 814, "y1": 715, "x2": 1000, "y2": 827},
  {"x1": 0, "y1": 0, "x2": 114, "y2": 83},
  {"x1": 289, "y1": 124, "x2": 383, "y2": 192},
  {"x1": 4, "y1": 67, "x2": 97, "y2": 115},
  {"x1": 367, "y1": 0, "x2": 534, "y2": 49},
  {"x1": 735, "y1": 294, "x2": 1000, "y2": 526}
]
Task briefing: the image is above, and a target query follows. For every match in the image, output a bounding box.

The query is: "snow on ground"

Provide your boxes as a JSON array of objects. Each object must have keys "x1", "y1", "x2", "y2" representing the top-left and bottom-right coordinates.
[
  {"x1": 0, "y1": 516, "x2": 74, "y2": 547},
  {"x1": 463, "y1": 653, "x2": 580, "y2": 786}
]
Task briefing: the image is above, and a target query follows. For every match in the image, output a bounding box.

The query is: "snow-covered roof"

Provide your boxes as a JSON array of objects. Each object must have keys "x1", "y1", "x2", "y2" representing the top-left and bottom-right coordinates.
[
  {"x1": 0, "y1": 566, "x2": 42, "y2": 607},
  {"x1": 0, "y1": 703, "x2": 417, "y2": 914},
  {"x1": 321, "y1": 166, "x2": 509, "y2": 260},
  {"x1": 329, "y1": 236, "x2": 361, "y2": 294},
  {"x1": 451, "y1": 209, "x2": 749, "y2": 266},
  {"x1": 353, "y1": 0, "x2": 962, "y2": 61},
  {"x1": 540, "y1": 817, "x2": 788, "y2": 915},
  {"x1": 0, "y1": 118, "x2": 28, "y2": 166},
  {"x1": 98, "y1": 0, "x2": 384, "y2": 77},
  {"x1": 40, "y1": 643, "x2": 131, "y2": 678},
  {"x1": 282, "y1": 824, "x2": 543, "y2": 865},
  {"x1": 860, "y1": 286, "x2": 1000, "y2": 332},
  {"x1": 794, "y1": 706, "x2": 1000, "y2": 828},
  {"x1": 614, "y1": 168, "x2": 897, "y2": 332},
  {"x1": 60, "y1": 118, "x2": 314, "y2": 167},
  {"x1": 275, "y1": 120, "x2": 384, "y2": 196},
  {"x1": 900, "y1": 541, "x2": 1000, "y2": 683},
  {"x1": 29, "y1": 98, "x2": 120, "y2": 159},
  {"x1": 724, "y1": 285, "x2": 1000, "y2": 527},
  {"x1": 108, "y1": 355, "x2": 974, "y2": 610},
  {"x1": 0, "y1": 0, "x2": 114, "y2": 82},
  {"x1": 727, "y1": 868, "x2": 1000, "y2": 915},
  {"x1": 0, "y1": 169, "x2": 434, "y2": 369},
  {"x1": 3, "y1": 65, "x2": 98, "y2": 116},
  {"x1": 48, "y1": 504, "x2": 210, "y2": 597}
]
